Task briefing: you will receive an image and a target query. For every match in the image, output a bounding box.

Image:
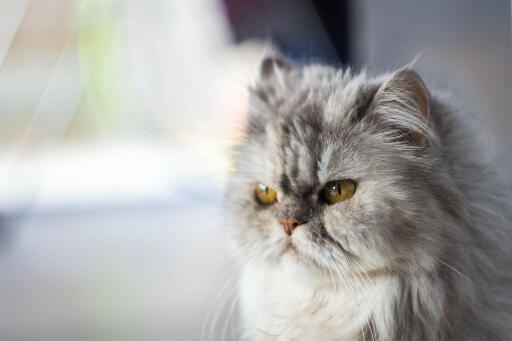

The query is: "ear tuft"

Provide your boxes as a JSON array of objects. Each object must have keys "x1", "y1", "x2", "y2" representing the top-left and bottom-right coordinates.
[
  {"x1": 260, "y1": 54, "x2": 293, "y2": 79},
  {"x1": 372, "y1": 69, "x2": 431, "y2": 147}
]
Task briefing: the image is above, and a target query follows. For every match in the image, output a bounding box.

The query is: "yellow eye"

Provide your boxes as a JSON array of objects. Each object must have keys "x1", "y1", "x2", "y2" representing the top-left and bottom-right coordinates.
[
  {"x1": 324, "y1": 180, "x2": 356, "y2": 204},
  {"x1": 255, "y1": 184, "x2": 278, "y2": 205}
]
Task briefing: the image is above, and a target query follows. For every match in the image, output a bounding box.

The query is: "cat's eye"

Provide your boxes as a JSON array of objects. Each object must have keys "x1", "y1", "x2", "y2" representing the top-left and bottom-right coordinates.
[
  {"x1": 323, "y1": 180, "x2": 356, "y2": 204},
  {"x1": 255, "y1": 184, "x2": 278, "y2": 205}
]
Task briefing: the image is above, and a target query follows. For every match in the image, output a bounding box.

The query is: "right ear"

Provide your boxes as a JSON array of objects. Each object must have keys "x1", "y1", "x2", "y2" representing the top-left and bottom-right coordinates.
[{"x1": 370, "y1": 69, "x2": 431, "y2": 147}]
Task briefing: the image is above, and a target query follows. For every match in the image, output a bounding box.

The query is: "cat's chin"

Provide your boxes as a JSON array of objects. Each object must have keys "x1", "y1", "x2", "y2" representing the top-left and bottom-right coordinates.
[
  {"x1": 279, "y1": 244, "x2": 300, "y2": 265},
  {"x1": 278, "y1": 256, "x2": 321, "y2": 285},
  {"x1": 277, "y1": 244, "x2": 326, "y2": 284}
]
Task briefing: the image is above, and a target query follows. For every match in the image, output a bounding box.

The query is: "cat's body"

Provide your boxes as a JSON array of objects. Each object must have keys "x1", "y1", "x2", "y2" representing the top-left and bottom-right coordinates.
[{"x1": 226, "y1": 55, "x2": 512, "y2": 340}]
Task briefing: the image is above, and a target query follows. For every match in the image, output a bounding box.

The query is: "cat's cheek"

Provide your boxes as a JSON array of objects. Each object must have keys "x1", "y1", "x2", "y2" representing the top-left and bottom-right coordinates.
[
  {"x1": 290, "y1": 227, "x2": 307, "y2": 250},
  {"x1": 252, "y1": 215, "x2": 292, "y2": 262},
  {"x1": 270, "y1": 225, "x2": 292, "y2": 254},
  {"x1": 322, "y1": 207, "x2": 388, "y2": 269},
  {"x1": 322, "y1": 207, "x2": 360, "y2": 253},
  {"x1": 291, "y1": 228, "x2": 322, "y2": 264}
]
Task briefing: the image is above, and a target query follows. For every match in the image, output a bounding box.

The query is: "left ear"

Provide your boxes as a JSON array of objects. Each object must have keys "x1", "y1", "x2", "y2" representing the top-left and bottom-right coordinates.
[
  {"x1": 371, "y1": 69, "x2": 431, "y2": 147},
  {"x1": 259, "y1": 52, "x2": 294, "y2": 81},
  {"x1": 249, "y1": 52, "x2": 295, "y2": 115}
]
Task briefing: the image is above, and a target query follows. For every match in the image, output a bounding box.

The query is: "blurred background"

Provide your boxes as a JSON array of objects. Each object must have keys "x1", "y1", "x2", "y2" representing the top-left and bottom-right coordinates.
[{"x1": 0, "y1": 0, "x2": 510, "y2": 340}]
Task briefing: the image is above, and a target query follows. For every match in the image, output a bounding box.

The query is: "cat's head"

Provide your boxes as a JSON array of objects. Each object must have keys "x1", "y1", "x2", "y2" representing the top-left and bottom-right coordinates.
[{"x1": 227, "y1": 54, "x2": 457, "y2": 282}]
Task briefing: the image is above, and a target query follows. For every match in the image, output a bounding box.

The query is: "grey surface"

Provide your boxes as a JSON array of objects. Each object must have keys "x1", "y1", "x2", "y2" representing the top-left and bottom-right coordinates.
[{"x1": 0, "y1": 200, "x2": 232, "y2": 341}]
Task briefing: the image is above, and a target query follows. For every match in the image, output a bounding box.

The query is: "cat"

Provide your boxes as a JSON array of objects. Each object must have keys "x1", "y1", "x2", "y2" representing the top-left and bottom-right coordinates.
[{"x1": 225, "y1": 53, "x2": 512, "y2": 340}]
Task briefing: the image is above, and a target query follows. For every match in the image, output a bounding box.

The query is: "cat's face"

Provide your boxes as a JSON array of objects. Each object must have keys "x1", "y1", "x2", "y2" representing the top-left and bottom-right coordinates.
[{"x1": 227, "y1": 56, "x2": 450, "y2": 281}]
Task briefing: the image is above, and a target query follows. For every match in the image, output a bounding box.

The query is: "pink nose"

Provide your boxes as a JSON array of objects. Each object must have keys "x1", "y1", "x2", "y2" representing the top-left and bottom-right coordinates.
[{"x1": 279, "y1": 218, "x2": 301, "y2": 235}]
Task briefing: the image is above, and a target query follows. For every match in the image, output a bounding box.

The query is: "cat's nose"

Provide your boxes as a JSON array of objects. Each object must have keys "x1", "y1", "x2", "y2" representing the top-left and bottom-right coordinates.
[{"x1": 279, "y1": 218, "x2": 301, "y2": 235}]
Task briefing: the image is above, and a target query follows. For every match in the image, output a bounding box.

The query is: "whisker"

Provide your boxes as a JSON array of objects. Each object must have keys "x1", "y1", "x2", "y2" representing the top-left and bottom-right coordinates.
[{"x1": 438, "y1": 259, "x2": 473, "y2": 284}]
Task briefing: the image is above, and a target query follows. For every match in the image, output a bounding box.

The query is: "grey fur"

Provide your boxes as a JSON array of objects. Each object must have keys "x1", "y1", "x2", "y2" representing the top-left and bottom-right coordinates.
[{"x1": 226, "y1": 54, "x2": 512, "y2": 340}]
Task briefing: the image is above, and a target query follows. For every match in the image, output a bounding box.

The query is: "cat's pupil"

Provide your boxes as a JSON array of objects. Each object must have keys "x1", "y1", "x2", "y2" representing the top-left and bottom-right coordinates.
[
  {"x1": 265, "y1": 187, "x2": 269, "y2": 194},
  {"x1": 337, "y1": 183, "x2": 342, "y2": 195}
]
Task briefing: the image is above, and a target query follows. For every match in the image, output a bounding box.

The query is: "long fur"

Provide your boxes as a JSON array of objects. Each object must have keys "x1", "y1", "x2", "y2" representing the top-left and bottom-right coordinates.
[{"x1": 226, "y1": 56, "x2": 512, "y2": 340}]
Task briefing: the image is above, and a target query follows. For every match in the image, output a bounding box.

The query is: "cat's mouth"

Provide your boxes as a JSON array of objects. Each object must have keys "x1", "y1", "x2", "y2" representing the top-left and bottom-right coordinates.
[
  {"x1": 283, "y1": 242, "x2": 298, "y2": 258},
  {"x1": 286, "y1": 243, "x2": 297, "y2": 255}
]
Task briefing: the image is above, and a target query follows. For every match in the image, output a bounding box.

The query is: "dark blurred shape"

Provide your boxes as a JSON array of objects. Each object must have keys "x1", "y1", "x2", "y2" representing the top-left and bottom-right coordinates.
[
  {"x1": 311, "y1": 0, "x2": 351, "y2": 65},
  {"x1": 222, "y1": 0, "x2": 351, "y2": 65}
]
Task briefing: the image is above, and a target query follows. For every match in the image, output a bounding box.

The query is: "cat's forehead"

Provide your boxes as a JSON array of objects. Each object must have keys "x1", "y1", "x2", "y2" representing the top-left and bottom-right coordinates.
[
  {"x1": 267, "y1": 110, "x2": 368, "y2": 195},
  {"x1": 247, "y1": 67, "x2": 377, "y2": 194},
  {"x1": 283, "y1": 68, "x2": 372, "y2": 123}
]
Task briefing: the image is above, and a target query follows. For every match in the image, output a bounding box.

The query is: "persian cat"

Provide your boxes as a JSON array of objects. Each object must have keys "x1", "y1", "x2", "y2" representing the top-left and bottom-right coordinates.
[{"x1": 226, "y1": 54, "x2": 512, "y2": 340}]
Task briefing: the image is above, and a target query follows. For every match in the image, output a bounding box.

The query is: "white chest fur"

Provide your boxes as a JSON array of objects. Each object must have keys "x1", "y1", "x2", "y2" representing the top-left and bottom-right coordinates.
[{"x1": 239, "y1": 261, "x2": 398, "y2": 341}]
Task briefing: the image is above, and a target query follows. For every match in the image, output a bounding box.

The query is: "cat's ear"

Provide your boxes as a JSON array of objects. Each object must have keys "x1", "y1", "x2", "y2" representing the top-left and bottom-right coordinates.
[
  {"x1": 259, "y1": 52, "x2": 293, "y2": 81},
  {"x1": 371, "y1": 69, "x2": 431, "y2": 147},
  {"x1": 249, "y1": 52, "x2": 295, "y2": 116}
]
